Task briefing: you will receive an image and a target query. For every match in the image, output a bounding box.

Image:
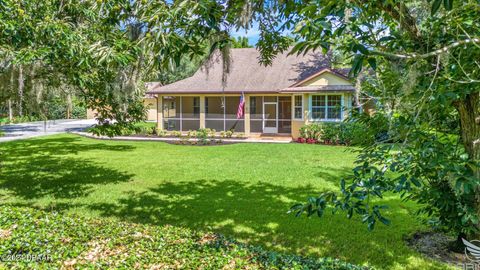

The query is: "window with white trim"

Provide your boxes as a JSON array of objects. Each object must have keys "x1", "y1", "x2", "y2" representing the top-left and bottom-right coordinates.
[
  {"x1": 311, "y1": 95, "x2": 342, "y2": 121},
  {"x1": 294, "y1": 95, "x2": 303, "y2": 119}
]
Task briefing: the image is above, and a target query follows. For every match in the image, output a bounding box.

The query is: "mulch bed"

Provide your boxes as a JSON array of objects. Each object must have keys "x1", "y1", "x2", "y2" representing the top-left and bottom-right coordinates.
[
  {"x1": 127, "y1": 134, "x2": 243, "y2": 146},
  {"x1": 164, "y1": 140, "x2": 239, "y2": 146},
  {"x1": 406, "y1": 231, "x2": 467, "y2": 265}
]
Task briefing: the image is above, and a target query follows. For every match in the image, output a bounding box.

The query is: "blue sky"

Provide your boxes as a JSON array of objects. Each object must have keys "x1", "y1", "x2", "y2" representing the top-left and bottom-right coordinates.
[{"x1": 229, "y1": 21, "x2": 261, "y2": 45}]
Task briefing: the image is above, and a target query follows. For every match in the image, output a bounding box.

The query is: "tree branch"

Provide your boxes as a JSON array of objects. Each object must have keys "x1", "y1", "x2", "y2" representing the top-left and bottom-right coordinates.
[{"x1": 371, "y1": 38, "x2": 480, "y2": 59}]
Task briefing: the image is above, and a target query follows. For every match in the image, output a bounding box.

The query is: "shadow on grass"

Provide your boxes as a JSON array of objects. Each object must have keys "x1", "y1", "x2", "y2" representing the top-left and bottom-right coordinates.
[
  {"x1": 0, "y1": 136, "x2": 437, "y2": 269},
  {"x1": 0, "y1": 136, "x2": 135, "y2": 199},
  {"x1": 85, "y1": 179, "x2": 424, "y2": 269}
]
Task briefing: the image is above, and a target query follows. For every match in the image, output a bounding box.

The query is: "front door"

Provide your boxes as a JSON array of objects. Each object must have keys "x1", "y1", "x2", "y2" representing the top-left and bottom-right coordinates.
[{"x1": 263, "y1": 102, "x2": 278, "y2": 133}]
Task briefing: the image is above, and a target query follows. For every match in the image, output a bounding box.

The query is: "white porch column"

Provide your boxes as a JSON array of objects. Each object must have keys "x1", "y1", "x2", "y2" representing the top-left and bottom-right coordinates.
[
  {"x1": 244, "y1": 94, "x2": 250, "y2": 136},
  {"x1": 199, "y1": 96, "x2": 206, "y2": 128},
  {"x1": 156, "y1": 95, "x2": 164, "y2": 130}
]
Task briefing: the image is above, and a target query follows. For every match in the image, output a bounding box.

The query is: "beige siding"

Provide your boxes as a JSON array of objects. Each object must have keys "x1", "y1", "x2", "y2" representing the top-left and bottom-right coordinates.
[
  {"x1": 144, "y1": 98, "x2": 157, "y2": 121},
  {"x1": 300, "y1": 72, "x2": 351, "y2": 86},
  {"x1": 291, "y1": 120, "x2": 304, "y2": 139}
]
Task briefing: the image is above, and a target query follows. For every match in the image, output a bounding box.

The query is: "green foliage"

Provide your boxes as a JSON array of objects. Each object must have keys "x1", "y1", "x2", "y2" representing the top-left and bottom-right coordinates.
[
  {"x1": 225, "y1": 130, "x2": 233, "y2": 138},
  {"x1": 44, "y1": 98, "x2": 86, "y2": 120},
  {"x1": 196, "y1": 128, "x2": 211, "y2": 144},
  {"x1": 171, "y1": 130, "x2": 182, "y2": 137},
  {"x1": 221, "y1": 0, "x2": 480, "y2": 237},
  {"x1": 0, "y1": 0, "x2": 236, "y2": 136},
  {"x1": 299, "y1": 124, "x2": 323, "y2": 140},
  {"x1": 6, "y1": 115, "x2": 41, "y2": 124},
  {"x1": 230, "y1": 36, "x2": 253, "y2": 48},
  {"x1": 187, "y1": 130, "x2": 197, "y2": 138},
  {"x1": 299, "y1": 119, "x2": 385, "y2": 146},
  {"x1": 0, "y1": 206, "x2": 362, "y2": 269},
  {"x1": 156, "y1": 129, "x2": 167, "y2": 137},
  {"x1": 0, "y1": 134, "x2": 446, "y2": 269},
  {"x1": 292, "y1": 117, "x2": 479, "y2": 236}
]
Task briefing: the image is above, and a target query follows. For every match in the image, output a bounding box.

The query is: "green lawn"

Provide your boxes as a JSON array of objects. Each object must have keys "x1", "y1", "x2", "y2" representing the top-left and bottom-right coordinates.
[{"x1": 0, "y1": 134, "x2": 449, "y2": 269}]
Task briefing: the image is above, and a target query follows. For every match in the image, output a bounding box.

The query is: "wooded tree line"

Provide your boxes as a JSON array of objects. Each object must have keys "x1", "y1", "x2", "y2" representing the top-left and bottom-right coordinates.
[
  {"x1": 0, "y1": 64, "x2": 86, "y2": 122},
  {"x1": 0, "y1": 0, "x2": 253, "y2": 123},
  {"x1": 1, "y1": 0, "x2": 478, "y2": 249}
]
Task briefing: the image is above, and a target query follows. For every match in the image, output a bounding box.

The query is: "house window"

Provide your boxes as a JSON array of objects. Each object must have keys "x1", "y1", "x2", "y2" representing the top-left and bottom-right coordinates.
[
  {"x1": 311, "y1": 95, "x2": 342, "y2": 121},
  {"x1": 193, "y1": 97, "x2": 200, "y2": 115},
  {"x1": 293, "y1": 95, "x2": 303, "y2": 119},
  {"x1": 327, "y1": 95, "x2": 342, "y2": 119},
  {"x1": 311, "y1": 95, "x2": 326, "y2": 119}
]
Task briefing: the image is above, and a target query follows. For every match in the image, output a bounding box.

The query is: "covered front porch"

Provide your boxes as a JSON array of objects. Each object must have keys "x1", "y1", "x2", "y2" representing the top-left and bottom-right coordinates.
[{"x1": 155, "y1": 94, "x2": 297, "y2": 137}]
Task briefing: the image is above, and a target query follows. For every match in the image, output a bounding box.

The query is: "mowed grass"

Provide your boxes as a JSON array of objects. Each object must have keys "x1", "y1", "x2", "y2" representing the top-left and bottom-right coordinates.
[{"x1": 0, "y1": 134, "x2": 449, "y2": 269}]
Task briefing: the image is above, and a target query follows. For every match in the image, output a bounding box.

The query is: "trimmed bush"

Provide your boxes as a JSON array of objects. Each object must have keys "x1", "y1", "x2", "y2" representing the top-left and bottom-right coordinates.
[
  {"x1": 299, "y1": 123, "x2": 322, "y2": 140},
  {"x1": 0, "y1": 206, "x2": 364, "y2": 269},
  {"x1": 299, "y1": 121, "x2": 374, "y2": 146}
]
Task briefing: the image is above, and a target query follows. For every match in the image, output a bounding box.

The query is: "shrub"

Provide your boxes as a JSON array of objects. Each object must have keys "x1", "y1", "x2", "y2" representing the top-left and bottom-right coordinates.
[
  {"x1": 320, "y1": 123, "x2": 340, "y2": 144},
  {"x1": 149, "y1": 126, "x2": 157, "y2": 136},
  {"x1": 196, "y1": 128, "x2": 211, "y2": 144},
  {"x1": 299, "y1": 122, "x2": 373, "y2": 146},
  {"x1": 135, "y1": 126, "x2": 150, "y2": 136},
  {"x1": 119, "y1": 126, "x2": 136, "y2": 136},
  {"x1": 299, "y1": 124, "x2": 322, "y2": 140},
  {"x1": 45, "y1": 97, "x2": 87, "y2": 120},
  {"x1": 157, "y1": 129, "x2": 167, "y2": 137},
  {"x1": 225, "y1": 130, "x2": 233, "y2": 138},
  {"x1": 11, "y1": 115, "x2": 41, "y2": 124},
  {"x1": 171, "y1": 130, "x2": 182, "y2": 137}
]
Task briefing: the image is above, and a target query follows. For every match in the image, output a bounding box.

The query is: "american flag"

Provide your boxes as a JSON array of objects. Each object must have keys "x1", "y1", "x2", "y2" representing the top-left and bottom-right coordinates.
[{"x1": 236, "y1": 93, "x2": 245, "y2": 119}]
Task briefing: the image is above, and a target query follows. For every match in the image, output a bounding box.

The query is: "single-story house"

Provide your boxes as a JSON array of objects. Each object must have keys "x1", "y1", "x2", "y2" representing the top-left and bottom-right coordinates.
[{"x1": 146, "y1": 48, "x2": 360, "y2": 139}]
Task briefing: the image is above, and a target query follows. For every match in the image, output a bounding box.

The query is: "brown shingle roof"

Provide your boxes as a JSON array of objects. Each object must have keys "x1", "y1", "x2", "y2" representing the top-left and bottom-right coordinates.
[{"x1": 147, "y1": 48, "x2": 352, "y2": 94}]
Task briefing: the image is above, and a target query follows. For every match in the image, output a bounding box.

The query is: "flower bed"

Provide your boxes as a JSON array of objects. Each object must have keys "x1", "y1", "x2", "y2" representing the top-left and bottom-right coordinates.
[
  {"x1": 0, "y1": 206, "x2": 364, "y2": 269},
  {"x1": 297, "y1": 122, "x2": 369, "y2": 146}
]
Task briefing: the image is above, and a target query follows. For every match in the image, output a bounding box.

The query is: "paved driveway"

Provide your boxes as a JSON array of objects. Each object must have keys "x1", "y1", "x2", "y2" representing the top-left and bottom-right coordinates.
[{"x1": 0, "y1": 119, "x2": 96, "y2": 142}]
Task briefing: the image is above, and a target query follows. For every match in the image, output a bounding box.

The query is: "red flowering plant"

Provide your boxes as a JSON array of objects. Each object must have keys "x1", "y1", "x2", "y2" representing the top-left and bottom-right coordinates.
[{"x1": 296, "y1": 137, "x2": 306, "y2": 143}]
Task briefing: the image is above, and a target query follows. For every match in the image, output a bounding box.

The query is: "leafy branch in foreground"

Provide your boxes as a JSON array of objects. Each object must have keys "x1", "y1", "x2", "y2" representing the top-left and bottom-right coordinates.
[
  {"x1": 219, "y1": 0, "x2": 480, "y2": 244},
  {"x1": 291, "y1": 116, "x2": 479, "y2": 237},
  {"x1": 0, "y1": 0, "x2": 234, "y2": 136}
]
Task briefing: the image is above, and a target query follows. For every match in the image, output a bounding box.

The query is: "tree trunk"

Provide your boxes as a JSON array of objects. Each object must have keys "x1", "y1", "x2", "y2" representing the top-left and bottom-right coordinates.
[
  {"x1": 456, "y1": 92, "x2": 480, "y2": 167},
  {"x1": 17, "y1": 65, "x2": 24, "y2": 117},
  {"x1": 9, "y1": 66, "x2": 15, "y2": 121},
  {"x1": 66, "y1": 93, "x2": 72, "y2": 119},
  {"x1": 455, "y1": 91, "x2": 480, "y2": 236},
  {"x1": 7, "y1": 99, "x2": 12, "y2": 122}
]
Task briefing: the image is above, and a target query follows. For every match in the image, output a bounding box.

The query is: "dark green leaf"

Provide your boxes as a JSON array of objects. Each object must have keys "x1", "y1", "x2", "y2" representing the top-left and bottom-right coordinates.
[
  {"x1": 443, "y1": 0, "x2": 453, "y2": 10},
  {"x1": 367, "y1": 58, "x2": 377, "y2": 71},
  {"x1": 431, "y1": 0, "x2": 442, "y2": 15}
]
